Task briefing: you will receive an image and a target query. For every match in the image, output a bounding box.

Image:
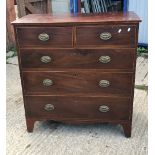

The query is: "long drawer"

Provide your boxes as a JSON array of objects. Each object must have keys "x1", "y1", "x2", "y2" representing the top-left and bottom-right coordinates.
[
  {"x1": 25, "y1": 96, "x2": 131, "y2": 120},
  {"x1": 20, "y1": 49, "x2": 135, "y2": 70},
  {"x1": 76, "y1": 25, "x2": 136, "y2": 48},
  {"x1": 16, "y1": 27, "x2": 73, "y2": 48},
  {"x1": 22, "y1": 71, "x2": 133, "y2": 96}
]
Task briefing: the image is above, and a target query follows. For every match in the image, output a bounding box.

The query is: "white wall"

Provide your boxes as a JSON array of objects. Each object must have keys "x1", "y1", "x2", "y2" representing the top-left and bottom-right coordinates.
[{"x1": 128, "y1": 0, "x2": 148, "y2": 44}]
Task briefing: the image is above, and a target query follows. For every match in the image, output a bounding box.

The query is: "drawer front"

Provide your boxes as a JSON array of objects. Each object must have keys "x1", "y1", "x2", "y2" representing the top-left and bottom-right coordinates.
[
  {"x1": 25, "y1": 96, "x2": 131, "y2": 120},
  {"x1": 22, "y1": 71, "x2": 133, "y2": 96},
  {"x1": 20, "y1": 49, "x2": 135, "y2": 70},
  {"x1": 16, "y1": 27, "x2": 73, "y2": 48},
  {"x1": 76, "y1": 25, "x2": 136, "y2": 47}
]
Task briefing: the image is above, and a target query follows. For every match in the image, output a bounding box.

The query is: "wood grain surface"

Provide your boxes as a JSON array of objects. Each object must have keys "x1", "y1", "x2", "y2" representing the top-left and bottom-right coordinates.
[
  {"x1": 22, "y1": 71, "x2": 133, "y2": 96},
  {"x1": 12, "y1": 12, "x2": 141, "y2": 26},
  {"x1": 25, "y1": 96, "x2": 131, "y2": 120},
  {"x1": 20, "y1": 48, "x2": 135, "y2": 70},
  {"x1": 16, "y1": 27, "x2": 73, "y2": 48},
  {"x1": 76, "y1": 25, "x2": 136, "y2": 48}
]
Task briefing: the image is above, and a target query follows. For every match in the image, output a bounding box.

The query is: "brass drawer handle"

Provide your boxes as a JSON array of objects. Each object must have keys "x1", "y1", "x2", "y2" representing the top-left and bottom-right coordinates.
[
  {"x1": 43, "y1": 79, "x2": 53, "y2": 86},
  {"x1": 99, "y1": 56, "x2": 111, "y2": 63},
  {"x1": 99, "y1": 105, "x2": 110, "y2": 113},
  {"x1": 44, "y1": 104, "x2": 54, "y2": 111},
  {"x1": 38, "y1": 33, "x2": 49, "y2": 41},
  {"x1": 100, "y1": 32, "x2": 112, "y2": 40},
  {"x1": 99, "y1": 80, "x2": 110, "y2": 88},
  {"x1": 41, "y1": 56, "x2": 52, "y2": 63}
]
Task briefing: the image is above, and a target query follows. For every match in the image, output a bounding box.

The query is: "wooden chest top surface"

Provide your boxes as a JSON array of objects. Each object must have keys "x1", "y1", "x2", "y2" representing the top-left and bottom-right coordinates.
[{"x1": 12, "y1": 12, "x2": 141, "y2": 26}]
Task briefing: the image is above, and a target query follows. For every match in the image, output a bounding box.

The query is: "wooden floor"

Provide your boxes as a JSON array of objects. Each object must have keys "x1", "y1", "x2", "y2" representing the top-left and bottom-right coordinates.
[{"x1": 6, "y1": 56, "x2": 148, "y2": 155}]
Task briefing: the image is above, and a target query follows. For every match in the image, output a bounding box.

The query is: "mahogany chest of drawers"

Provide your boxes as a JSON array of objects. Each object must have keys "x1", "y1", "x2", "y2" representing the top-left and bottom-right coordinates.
[{"x1": 12, "y1": 12, "x2": 141, "y2": 137}]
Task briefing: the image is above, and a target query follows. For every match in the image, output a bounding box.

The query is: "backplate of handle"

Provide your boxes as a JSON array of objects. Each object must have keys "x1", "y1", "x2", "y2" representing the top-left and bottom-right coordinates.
[
  {"x1": 100, "y1": 32, "x2": 112, "y2": 40},
  {"x1": 99, "y1": 80, "x2": 110, "y2": 88},
  {"x1": 44, "y1": 104, "x2": 54, "y2": 111},
  {"x1": 99, "y1": 56, "x2": 111, "y2": 63},
  {"x1": 41, "y1": 56, "x2": 52, "y2": 63},
  {"x1": 43, "y1": 79, "x2": 53, "y2": 87},
  {"x1": 38, "y1": 33, "x2": 49, "y2": 41},
  {"x1": 99, "y1": 105, "x2": 110, "y2": 112}
]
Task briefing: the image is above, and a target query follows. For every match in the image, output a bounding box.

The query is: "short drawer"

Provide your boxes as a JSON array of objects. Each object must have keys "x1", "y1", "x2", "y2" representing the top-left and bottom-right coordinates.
[
  {"x1": 76, "y1": 25, "x2": 136, "y2": 47},
  {"x1": 20, "y1": 49, "x2": 135, "y2": 70},
  {"x1": 16, "y1": 27, "x2": 73, "y2": 48},
  {"x1": 22, "y1": 71, "x2": 133, "y2": 96},
  {"x1": 25, "y1": 96, "x2": 131, "y2": 120}
]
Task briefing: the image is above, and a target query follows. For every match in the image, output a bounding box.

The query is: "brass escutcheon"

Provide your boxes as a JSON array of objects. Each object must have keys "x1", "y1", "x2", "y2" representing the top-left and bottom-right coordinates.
[
  {"x1": 99, "y1": 105, "x2": 110, "y2": 112},
  {"x1": 41, "y1": 56, "x2": 52, "y2": 63},
  {"x1": 100, "y1": 32, "x2": 112, "y2": 40},
  {"x1": 99, "y1": 56, "x2": 111, "y2": 63},
  {"x1": 38, "y1": 33, "x2": 49, "y2": 41},
  {"x1": 44, "y1": 104, "x2": 55, "y2": 111},
  {"x1": 43, "y1": 79, "x2": 53, "y2": 87},
  {"x1": 99, "y1": 80, "x2": 110, "y2": 88}
]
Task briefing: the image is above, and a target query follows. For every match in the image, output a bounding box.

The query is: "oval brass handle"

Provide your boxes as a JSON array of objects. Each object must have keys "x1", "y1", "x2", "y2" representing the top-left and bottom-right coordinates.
[
  {"x1": 100, "y1": 32, "x2": 112, "y2": 40},
  {"x1": 44, "y1": 104, "x2": 54, "y2": 111},
  {"x1": 41, "y1": 56, "x2": 52, "y2": 63},
  {"x1": 43, "y1": 79, "x2": 53, "y2": 86},
  {"x1": 99, "y1": 105, "x2": 110, "y2": 113},
  {"x1": 99, "y1": 80, "x2": 110, "y2": 88},
  {"x1": 99, "y1": 56, "x2": 111, "y2": 63},
  {"x1": 38, "y1": 33, "x2": 49, "y2": 41}
]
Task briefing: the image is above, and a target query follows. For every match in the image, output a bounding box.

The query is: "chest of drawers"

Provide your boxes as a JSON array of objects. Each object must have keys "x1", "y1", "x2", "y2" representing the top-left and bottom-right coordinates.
[{"x1": 12, "y1": 12, "x2": 141, "y2": 137}]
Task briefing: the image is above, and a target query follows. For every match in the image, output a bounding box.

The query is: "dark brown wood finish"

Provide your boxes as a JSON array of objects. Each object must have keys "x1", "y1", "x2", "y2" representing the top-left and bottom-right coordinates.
[
  {"x1": 22, "y1": 71, "x2": 133, "y2": 96},
  {"x1": 12, "y1": 12, "x2": 141, "y2": 137},
  {"x1": 16, "y1": 27, "x2": 73, "y2": 48},
  {"x1": 26, "y1": 118, "x2": 36, "y2": 132},
  {"x1": 20, "y1": 49, "x2": 135, "y2": 70},
  {"x1": 76, "y1": 25, "x2": 136, "y2": 48},
  {"x1": 25, "y1": 96, "x2": 131, "y2": 120},
  {"x1": 12, "y1": 12, "x2": 141, "y2": 26}
]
